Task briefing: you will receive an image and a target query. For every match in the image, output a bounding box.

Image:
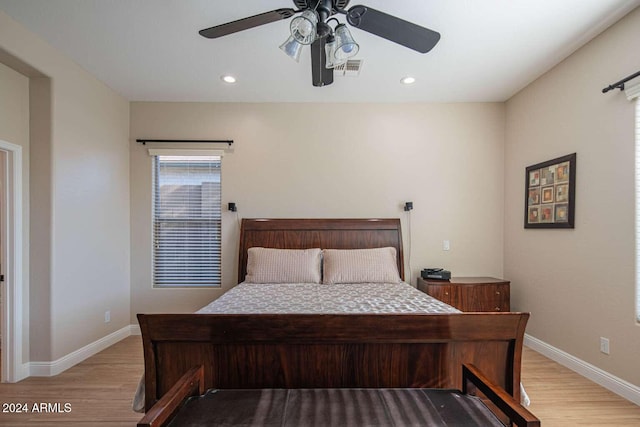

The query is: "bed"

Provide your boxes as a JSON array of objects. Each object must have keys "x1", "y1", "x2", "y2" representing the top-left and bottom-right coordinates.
[{"x1": 137, "y1": 218, "x2": 532, "y2": 424}]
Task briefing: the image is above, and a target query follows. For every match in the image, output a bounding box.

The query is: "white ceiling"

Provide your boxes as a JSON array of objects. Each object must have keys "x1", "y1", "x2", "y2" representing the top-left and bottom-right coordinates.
[{"x1": 1, "y1": 0, "x2": 638, "y2": 103}]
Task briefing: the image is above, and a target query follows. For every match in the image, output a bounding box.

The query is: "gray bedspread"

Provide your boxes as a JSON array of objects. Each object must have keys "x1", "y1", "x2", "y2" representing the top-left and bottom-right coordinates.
[{"x1": 197, "y1": 281, "x2": 460, "y2": 314}]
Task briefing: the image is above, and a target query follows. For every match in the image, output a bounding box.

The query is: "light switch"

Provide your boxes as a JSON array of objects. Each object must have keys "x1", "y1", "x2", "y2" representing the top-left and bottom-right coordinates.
[{"x1": 443, "y1": 240, "x2": 450, "y2": 251}]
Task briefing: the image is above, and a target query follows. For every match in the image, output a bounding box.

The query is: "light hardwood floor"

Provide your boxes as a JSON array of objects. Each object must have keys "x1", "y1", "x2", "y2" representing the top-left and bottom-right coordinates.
[
  {"x1": 0, "y1": 337, "x2": 143, "y2": 426},
  {"x1": 0, "y1": 336, "x2": 639, "y2": 426},
  {"x1": 521, "y1": 349, "x2": 640, "y2": 426}
]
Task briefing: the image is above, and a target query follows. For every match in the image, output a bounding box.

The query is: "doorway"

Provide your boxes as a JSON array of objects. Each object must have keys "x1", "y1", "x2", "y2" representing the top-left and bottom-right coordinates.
[
  {"x1": 0, "y1": 150, "x2": 7, "y2": 382},
  {"x1": 0, "y1": 149, "x2": 4, "y2": 380},
  {"x1": 0, "y1": 140, "x2": 25, "y2": 383}
]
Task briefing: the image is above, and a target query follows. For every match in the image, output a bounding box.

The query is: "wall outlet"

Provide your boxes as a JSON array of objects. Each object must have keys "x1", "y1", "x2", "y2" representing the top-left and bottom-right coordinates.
[
  {"x1": 600, "y1": 337, "x2": 610, "y2": 354},
  {"x1": 443, "y1": 240, "x2": 450, "y2": 251},
  {"x1": 104, "y1": 310, "x2": 111, "y2": 323}
]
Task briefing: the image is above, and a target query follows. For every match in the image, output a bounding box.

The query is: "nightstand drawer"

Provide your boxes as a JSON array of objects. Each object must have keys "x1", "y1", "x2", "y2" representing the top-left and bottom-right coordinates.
[
  {"x1": 420, "y1": 283, "x2": 455, "y2": 305},
  {"x1": 460, "y1": 284, "x2": 510, "y2": 312},
  {"x1": 417, "y1": 277, "x2": 510, "y2": 312}
]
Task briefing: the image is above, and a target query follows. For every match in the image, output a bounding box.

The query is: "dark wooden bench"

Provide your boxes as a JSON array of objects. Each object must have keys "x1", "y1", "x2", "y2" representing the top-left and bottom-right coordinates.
[{"x1": 138, "y1": 364, "x2": 539, "y2": 427}]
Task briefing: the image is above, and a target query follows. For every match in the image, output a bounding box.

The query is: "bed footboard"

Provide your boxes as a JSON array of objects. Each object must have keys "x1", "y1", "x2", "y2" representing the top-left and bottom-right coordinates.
[{"x1": 138, "y1": 312, "x2": 529, "y2": 412}]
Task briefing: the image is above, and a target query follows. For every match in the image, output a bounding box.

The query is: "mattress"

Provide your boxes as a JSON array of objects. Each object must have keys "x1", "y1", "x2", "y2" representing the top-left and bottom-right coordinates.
[{"x1": 196, "y1": 281, "x2": 461, "y2": 314}]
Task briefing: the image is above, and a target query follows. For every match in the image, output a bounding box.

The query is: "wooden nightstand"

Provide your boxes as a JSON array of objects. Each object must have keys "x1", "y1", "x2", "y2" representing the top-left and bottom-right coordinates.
[{"x1": 417, "y1": 277, "x2": 510, "y2": 312}]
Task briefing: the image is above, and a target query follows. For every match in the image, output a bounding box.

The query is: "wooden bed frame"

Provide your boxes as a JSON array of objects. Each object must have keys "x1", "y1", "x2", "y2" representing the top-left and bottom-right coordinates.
[{"x1": 138, "y1": 218, "x2": 530, "y2": 416}]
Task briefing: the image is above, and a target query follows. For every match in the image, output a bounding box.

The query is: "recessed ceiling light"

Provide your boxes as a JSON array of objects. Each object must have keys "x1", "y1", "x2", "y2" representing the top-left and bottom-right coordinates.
[
  {"x1": 221, "y1": 75, "x2": 237, "y2": 84},
  {"x1": 400, "y1": 76, "x2": 416, "y2": 85}
]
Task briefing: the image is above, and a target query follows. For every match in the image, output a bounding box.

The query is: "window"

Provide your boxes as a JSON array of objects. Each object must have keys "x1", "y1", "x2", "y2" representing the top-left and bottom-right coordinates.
[{"x1": 152, "y1": 155, "x2": 221, "y2": 287}]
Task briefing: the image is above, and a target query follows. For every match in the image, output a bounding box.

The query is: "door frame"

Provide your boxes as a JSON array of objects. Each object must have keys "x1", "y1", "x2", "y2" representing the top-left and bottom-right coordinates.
[{"x1": 0, "y1": 139, "x2": 25, "y2": 382}]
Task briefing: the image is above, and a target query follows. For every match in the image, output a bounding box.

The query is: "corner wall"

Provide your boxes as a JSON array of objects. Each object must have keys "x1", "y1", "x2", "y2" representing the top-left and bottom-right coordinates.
[{"x1": 505, "y1": 7, "x2": 640, "y2": 386}]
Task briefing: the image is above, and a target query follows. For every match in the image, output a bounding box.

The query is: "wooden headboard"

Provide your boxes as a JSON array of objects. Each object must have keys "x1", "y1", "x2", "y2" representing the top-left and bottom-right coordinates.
[{"x1": 238, "y1": 218, "x2": 405, "y2": 283}]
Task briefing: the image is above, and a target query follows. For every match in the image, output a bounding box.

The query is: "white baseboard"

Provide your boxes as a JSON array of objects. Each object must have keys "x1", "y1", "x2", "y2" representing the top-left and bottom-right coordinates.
[
  {"x1": 130, "y1": 324, "x2": 141, "y2": 336},
  {"x1": 17, "y1": 362, "x2": 30, "y2": 382},
  {"x1": 525, "y1": 334, "x2": 640, "y2": 406},
  {"x1": 29, "y1": 325, "x2": 132, "y2": 377}
]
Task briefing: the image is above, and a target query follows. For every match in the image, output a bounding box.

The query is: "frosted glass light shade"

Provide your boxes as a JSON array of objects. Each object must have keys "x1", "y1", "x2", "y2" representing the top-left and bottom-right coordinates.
[
  {"x1": 279, "y1": 35, "x2": 304, "y2": 62},
  {"x1": 290, "y1": 10, "x2": 318, "y2": 45},
  {"x1": 324, "y1": 36, "x2": 336, "y2": 69},
  {"x1": 334, "y1": 24, "x2": 359, "y2": 62}
]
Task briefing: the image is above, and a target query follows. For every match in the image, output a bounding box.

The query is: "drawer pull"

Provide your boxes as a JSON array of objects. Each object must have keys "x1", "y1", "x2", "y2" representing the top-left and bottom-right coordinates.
[
  {"x1": 496, "y1": 291, "x2": 500, "y2": 295},
  {"x1": 495, "y1": 307, "x2": 501, "y2": 311},
  {"x1": 444, "y1": 292, "x2": 449, "y2": 296}
]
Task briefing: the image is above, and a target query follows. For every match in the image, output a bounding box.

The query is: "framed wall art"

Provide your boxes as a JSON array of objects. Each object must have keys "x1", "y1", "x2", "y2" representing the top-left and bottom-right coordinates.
[{"x1": 524, "y1": 153, "x2": 576, "y2": 228}]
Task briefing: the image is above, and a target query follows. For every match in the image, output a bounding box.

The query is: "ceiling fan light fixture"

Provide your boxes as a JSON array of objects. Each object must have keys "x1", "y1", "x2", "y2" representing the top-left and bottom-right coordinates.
[
  {"x1": 199, "y1": 3, "x2": 441, "y2": 88},
  {"x1": 290, "y1": 10, "x2": 318, "y2": 45},
  {"x1": 279, "y1": 35, "x2": 304, "y2": 62},
  {"x1": 333, "y1": 24, "x2": 359, "y2": 62}
]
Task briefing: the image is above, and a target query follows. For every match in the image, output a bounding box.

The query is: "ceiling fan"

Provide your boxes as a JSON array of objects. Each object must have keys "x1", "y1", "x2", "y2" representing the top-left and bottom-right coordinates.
[{"x1": 199, "y1": 0, "x2": 440, "y2": 87}]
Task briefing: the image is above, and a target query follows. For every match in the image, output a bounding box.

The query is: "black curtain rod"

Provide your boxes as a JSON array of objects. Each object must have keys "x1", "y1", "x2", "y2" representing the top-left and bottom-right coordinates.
[
  {"x1": 602, "y1": 70, "x2": 640, "y2": 93},
  {"x1": 136, "y1": 139, "x2": 233, "y2": 146}
]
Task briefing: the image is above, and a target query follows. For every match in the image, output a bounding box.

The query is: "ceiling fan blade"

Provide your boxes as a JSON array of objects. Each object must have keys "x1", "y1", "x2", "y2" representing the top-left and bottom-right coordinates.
[
  {"x1": 199, "y1": 8, "x2": 296, "y2": 39},
  {"x1": 346, "y1": 5, "x2": 440, "y2": 53},
  {"x1": 311, "y1": 38, "x2": 334, "y2": 87}
]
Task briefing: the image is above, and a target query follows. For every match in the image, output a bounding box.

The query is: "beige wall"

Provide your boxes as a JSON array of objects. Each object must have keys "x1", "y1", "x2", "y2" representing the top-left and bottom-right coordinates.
[
  {"x1": 130, "y1": 102, "x2": 506, "y2": 317},
  {"x1": 28, "y1": 77, "x2": 52, "y2": 362},
  {"x1": 0, "y1": 61, "x2": 29, "y2": 144},
  {"x1": 505, "y1": 7, "x2": 640, "y2": 386},
  {"x1": 0, "y1": 11, "x2": 131, "y2": 362}
]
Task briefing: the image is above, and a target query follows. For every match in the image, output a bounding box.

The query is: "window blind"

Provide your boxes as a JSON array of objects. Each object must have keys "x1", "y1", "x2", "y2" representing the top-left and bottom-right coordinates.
[{"x1": 152, "y1": 155, "x2": 221, "y2": 287}]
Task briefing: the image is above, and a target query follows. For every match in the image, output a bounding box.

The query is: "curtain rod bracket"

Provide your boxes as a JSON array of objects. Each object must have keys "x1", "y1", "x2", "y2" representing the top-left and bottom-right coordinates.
[
  {"x1": 602, "y1": 83, "x2": 625, "y2": 93},
  {"x1": 602, "y1": 70, "x2": 640, "y2": 94},
  {"x1": 136, "y1": 139, "x2": 233, "y2": 147}
]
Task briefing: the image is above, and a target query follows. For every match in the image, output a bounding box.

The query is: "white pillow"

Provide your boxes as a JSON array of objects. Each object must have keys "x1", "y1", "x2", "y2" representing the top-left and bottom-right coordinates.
[
  {"x1": 322, "y1": 247, "x2": 401, "y2": 284},
  {"x1": 245, "y1": 247, "x2": 322, "y2": 284}
]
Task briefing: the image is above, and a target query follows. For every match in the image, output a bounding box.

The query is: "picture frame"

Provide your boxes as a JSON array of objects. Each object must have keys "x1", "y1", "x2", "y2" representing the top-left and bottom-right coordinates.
[{"x1": 524, "y1": 153, "x2": 576, "y2": 228}]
